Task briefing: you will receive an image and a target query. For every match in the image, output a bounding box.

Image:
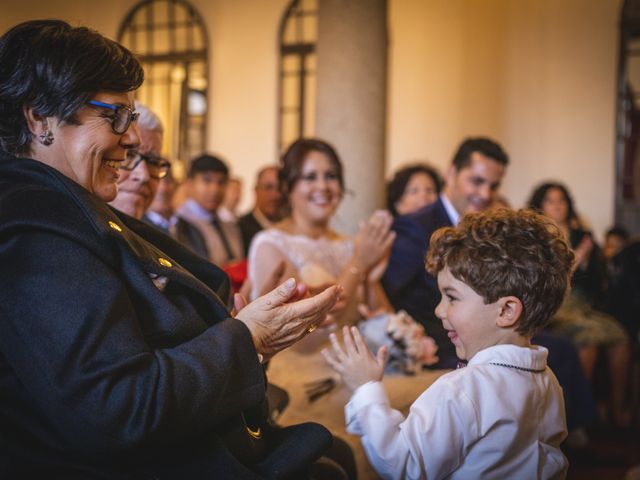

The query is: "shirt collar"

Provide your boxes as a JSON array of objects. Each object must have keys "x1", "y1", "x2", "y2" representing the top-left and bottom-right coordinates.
[
  {"x1": 252, "y1": 207, "x2": 275, "y2": 229},
  {"x1": 468, "y1": 344, "x2": 548, "y2": 371},
  {"x1": 440, "y1": 193, "x2": 460, "y2": 225},
  {"x1": 180, "y1": 198, "x2": 216, "y2": 222},
  {"x1": 145, "y1": 210, "x2": 176, "y2": 230}
]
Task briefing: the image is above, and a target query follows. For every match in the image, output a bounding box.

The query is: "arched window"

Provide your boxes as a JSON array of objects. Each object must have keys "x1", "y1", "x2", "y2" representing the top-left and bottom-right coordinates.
[
  {"x1": 278, "y1": 0, "x2": 318, "y2": 152},
  {"x1": 118, "y1": 0, "x2": 208, "y2": 176}
]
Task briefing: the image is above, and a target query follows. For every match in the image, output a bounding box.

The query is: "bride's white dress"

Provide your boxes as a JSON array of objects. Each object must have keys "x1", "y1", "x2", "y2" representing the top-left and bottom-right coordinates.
[{"x1": 248, "y1": 228, "x2": 446, "y2": 478}]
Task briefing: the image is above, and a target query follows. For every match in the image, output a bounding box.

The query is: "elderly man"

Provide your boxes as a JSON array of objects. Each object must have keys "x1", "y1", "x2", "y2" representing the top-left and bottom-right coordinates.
[
  {"x1": 238, "y1": 165, "x2": 282, "y2": 255},
  {"x1": 109, "y1": 102, "x2": 169, "y2": 220}
]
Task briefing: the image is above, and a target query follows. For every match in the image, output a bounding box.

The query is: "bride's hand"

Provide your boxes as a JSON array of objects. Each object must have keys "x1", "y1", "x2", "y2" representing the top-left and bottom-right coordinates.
[{"x1": 352, "y1": 210, "x2": 396, "y2": 274}]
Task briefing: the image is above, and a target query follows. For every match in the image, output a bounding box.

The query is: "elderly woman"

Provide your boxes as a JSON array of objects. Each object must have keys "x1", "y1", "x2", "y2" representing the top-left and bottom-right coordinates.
[{"x1": 0, "y1": 20, "x2": 341, "y2": 478}]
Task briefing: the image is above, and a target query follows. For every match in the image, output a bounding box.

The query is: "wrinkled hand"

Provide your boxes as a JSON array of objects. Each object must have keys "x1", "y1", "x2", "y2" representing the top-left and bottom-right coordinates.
[
  {"x1": 353, "y1": 210, "x2": 396, "y2": 274},
  {"x1": 309, "y1": 282, "x2": 347, "y2": 322},
  {"x1": 322, "y1": 326, "x2": 388, "y2": 392},
  {"x1": 236, "y1": 278, "x2": 341, "y2": 361}
]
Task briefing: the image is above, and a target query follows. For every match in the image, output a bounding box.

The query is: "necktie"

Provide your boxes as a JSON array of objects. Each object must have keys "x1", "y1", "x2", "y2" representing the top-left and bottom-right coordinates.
[{"x1": 211, "y1": 216, "x2": 235, "y2": 262}]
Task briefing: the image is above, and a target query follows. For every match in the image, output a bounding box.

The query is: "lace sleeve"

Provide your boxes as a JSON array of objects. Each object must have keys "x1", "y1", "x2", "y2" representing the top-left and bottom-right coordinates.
[{"x1": 247, "y1": 229, "x2": 287, "y2": 300}]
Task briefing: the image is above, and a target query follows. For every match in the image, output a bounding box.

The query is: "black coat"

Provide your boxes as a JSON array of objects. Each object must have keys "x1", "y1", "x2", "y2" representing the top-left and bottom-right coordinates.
[
  {"x1": 0, "y1": 153, "x2": 328, "y2": 478},
  {"x1": 381, "y1": 197, "x2": 457, "y2": 368},
  {"x1": 238, "y1": 211, "x2": 264, "y2": 256}
]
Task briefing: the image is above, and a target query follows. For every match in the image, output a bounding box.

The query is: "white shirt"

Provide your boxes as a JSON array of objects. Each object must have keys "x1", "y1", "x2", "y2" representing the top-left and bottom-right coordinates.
[
  {"x1": 440, "y1": 193, "x2": 460, "y2": 226},
  {"x1": 144, "y1": 210, "x2": 177, "y2": 233},
  {"x1": 177, "y1": 198, "x2": 244, "y2": 266},
  {"x1": 345, "y1": 344, "x2": 568, "y2": 480}
]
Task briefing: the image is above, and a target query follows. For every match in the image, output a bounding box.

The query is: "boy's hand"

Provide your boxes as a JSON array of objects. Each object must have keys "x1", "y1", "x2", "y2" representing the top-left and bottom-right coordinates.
[{"x1": 322, "y1": 326, "x2": 388, "y2": 392}]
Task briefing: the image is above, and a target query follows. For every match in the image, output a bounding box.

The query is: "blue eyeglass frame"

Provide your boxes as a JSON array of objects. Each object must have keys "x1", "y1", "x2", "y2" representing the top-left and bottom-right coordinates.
[{"x1": 87, "y1": 100, "x2": 139, "y2": 134}]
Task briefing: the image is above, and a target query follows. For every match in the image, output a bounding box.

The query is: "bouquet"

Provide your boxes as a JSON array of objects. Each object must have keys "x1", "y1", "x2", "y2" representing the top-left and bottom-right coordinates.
[{"x1": 359, "y1": 310, "x2": 439, "y2": 374}]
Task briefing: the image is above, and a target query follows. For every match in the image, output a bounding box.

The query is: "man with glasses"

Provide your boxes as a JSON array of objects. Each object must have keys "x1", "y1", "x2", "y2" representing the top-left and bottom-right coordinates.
[{"x1": 109, "y1": 102, "x2": 170, "y2": 220}]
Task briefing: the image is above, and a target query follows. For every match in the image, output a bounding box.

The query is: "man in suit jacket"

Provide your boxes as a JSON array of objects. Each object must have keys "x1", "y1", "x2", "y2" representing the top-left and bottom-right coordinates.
[
  {"x1": 382, "y1": 137, "x2": 509, "y2": 368},
  {"x1": 238, "y1": 165, "x2": 283, "y2": 255},
  {"x1": 177, "y1": 154, "x2": 245, "y2": 267}
]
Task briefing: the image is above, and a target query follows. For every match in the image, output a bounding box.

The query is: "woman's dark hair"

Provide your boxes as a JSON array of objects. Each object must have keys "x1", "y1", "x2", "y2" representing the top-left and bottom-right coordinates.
[
  {"x1": 279, "y1": 138, "x2": 345, "y2": 197},
  {"x1": 527, "y1": 181, "x2": 578, "y2": 225},
  {"x1": 386, "y1": 163, "x2": 443, "y2": 216},
  {"x1": 0, "y1": 19, "x2": 144, "y2": 155}
]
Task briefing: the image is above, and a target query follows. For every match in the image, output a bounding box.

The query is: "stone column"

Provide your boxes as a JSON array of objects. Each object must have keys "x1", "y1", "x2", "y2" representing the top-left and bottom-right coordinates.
[{"x1": 315, "y1": 0, "x2": 388, "y2": 235}]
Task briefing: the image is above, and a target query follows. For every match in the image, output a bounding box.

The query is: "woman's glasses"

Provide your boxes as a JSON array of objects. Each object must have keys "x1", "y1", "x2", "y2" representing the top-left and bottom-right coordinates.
[
  {"x1": 122, "y1": 150, "x2": 171, "y2": 179},
  {"x1": 87, "y1": 100, "x2": 139, "y2": 134}
]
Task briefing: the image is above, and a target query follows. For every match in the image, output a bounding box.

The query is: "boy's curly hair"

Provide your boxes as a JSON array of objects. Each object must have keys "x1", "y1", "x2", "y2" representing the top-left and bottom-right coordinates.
[{"x1": 426, "y1": 208, "x2": 574, "y2": 337}]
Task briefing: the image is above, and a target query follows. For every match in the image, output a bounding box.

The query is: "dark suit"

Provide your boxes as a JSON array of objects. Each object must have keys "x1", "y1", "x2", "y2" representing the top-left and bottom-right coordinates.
[
  {"x1": 238, "y1": 211, "x2": 264, "y2": 256},
  {"x1": 0, "y1": 153, "x2": 329, "y2": 478},
  {"x1": 143, "y1": 212, "x2": 211, "y2": 261},
  {"x1": 382, "y1": 197, "x2": 458, "y2": 368}
]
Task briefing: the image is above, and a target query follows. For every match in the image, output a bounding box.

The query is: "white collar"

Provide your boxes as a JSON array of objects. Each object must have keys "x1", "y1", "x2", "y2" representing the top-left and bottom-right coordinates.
[
  {"x1": 252, "y1": 207, "x2": 275, "y2": 229},
  {"x1": 179, "y1": 198, "x2": 216, "y2": 222},
  {"x1": 440, "y1": 193, "x2": 460, "y2": 225},
  {"x1": 145, "y1": 210, "x2": 176, "y2": 230},
  {"x1": 468, "y1": 344, "x2": 548, "y2": 372}
]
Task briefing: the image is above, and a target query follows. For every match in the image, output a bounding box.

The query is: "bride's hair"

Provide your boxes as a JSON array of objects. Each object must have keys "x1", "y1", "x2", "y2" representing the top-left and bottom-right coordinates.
[{"x1": 279, "y1": 138, "x2": 345, "y2": 212}]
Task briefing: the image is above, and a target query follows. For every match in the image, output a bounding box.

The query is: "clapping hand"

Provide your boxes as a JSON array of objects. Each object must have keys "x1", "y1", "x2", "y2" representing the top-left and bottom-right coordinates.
[
  {"x1": 236, "y1": 278, "x2": 341, "y2": 361},
  {"x1": 322, "y1": 326, "x2": 388, "y2": 392},
  {"x1": 352, "y1": 210, "x2": 396, "y2": 276}
]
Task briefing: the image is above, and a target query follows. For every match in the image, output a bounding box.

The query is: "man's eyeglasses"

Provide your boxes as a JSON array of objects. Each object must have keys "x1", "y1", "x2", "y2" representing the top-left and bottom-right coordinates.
[
  {"x1": 87, "y1": 100, "x2": 139, "y2": 134},
  {"x1": 122, "y1": 150, "x2": 171, "y2": 179}
]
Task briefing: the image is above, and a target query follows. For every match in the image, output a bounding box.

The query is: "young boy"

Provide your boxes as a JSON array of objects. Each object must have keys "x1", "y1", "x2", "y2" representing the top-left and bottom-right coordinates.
[{"x1": 323, "y1": 209, "x2": 574, "y2": 479}]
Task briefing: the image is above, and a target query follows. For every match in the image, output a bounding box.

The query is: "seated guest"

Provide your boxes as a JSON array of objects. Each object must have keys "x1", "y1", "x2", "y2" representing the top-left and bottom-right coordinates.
[
  {"x1": 603, "y1": 225, "x2": 630, "y2": 263},
  {"x1": 176, "y1": 154, "x2": 245, "y2": 266},
  {"x1": 324, "y1": 209, "x2": 572, "y2": 479},
  {"x1": 219, "y1": 176, "x2": 243, "y2": 222},
  {"x1": 386, "y1": 163, "x2": 442, "y2": 217},
  {"x1": 528, "y1": 181, "x2": 631, "y2": 426},
  {"x1": 144, "y1": 168, "x2": 207, "y2": 251},
  {"x1": 0, "y1": 19, "x2": 342, "y2": 477},
  {"x1": 239, "y1": 165, "x2": 283, "y2": 255},
  {"x1": 109, "y1": 102, "x2": 169, "y2": 220},
  {"x1": 382, "y1": 137, "x2": 509, "y2": 368},
  {"x1": 607, "y1": 236, "x2": 640, "y2": 342}
]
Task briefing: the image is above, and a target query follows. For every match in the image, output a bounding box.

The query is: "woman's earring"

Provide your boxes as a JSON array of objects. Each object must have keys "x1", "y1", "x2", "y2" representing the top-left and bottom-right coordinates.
[{"x1": 39, "y1": 130, "x2": 54, "y2": 146}]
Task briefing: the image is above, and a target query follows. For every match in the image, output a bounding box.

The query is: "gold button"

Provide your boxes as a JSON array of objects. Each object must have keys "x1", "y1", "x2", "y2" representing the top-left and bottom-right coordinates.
[
  {"x1": 108, "y1": 221, "x2": 122, "y2": 232},
  {"x1": 246, "y1": 426, "x2": 262, "y2": 439},
  {"x1": 158, "y1": 257, "x2": 172, "y2": 268}
]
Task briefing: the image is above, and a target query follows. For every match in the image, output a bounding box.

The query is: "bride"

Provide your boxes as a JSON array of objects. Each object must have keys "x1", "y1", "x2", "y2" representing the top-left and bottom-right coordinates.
[
  {"x1": 248, "y1": 138, "x2": 394, "y2": 330},
  {"x1": 247, "y1": 138, "x2": 441, "y2": 476}
]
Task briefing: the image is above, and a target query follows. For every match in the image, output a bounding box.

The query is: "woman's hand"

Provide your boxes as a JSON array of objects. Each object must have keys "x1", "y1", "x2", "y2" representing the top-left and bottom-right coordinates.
[
  {"x1": 573, "y1": 235, "x2": 594, "y2": 272},
  {"x1": 367, "y1": 251, "x2": 391, "y2": 284},
  {"x1": 236, "y1": 278, "x2": 341, "y2": 361},
  {"x1": 352, "y1": 210, "x2": 396, "y2": 274},
  {"x1": 322, "y1": 326, "x2": 388, "y2": 392}
]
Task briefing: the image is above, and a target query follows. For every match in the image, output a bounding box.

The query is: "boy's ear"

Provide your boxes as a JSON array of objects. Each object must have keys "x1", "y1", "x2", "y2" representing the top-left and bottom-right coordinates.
[{"x1": 496, "y1": 296, "x2": 523, "y2": 328}]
